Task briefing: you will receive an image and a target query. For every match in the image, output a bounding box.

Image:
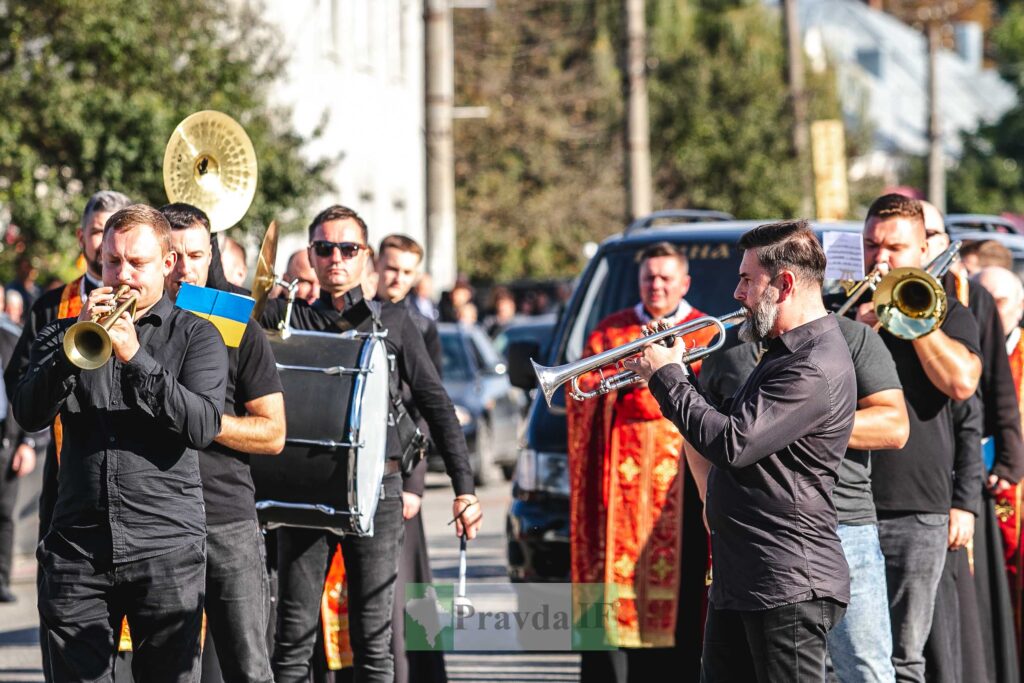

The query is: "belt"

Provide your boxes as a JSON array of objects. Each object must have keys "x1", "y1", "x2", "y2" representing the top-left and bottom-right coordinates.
[{"x1": 385, "y1": 459, "x2": 401, "y2": 475}]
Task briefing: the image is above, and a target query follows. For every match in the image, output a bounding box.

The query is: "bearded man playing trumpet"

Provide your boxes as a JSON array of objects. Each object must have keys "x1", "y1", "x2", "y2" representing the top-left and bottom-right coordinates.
[
  {"x1": 13, "y1": 205, "x2": 227, "y2": 682},
  {"x1": 568, "y1": 241, "x2": 717, "y2": 682}
]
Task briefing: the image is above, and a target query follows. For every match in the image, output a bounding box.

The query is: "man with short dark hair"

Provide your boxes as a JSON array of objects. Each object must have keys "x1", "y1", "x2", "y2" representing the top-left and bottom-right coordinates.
[
  {"x1": 856, "y1": 194, "x2": 983, "y2": 682},
  {"x1": 162, "y1": 202, "x2": 285, "y2": 683},
  {"x1": 3, "y1": 189, "x2": 131, "y2": 678},
  {"x1": 570, "y1": 241, "x2": 718, "y2": 681},
  {"x1": 14, "y1": 204, "x2": 227, "y2": 682},
  {"x1": 260, "y1": 204, "x2": 481, "y2": 683},
  {"x1": 626, "y1": 220, "x2": 857, "y2": 681}
]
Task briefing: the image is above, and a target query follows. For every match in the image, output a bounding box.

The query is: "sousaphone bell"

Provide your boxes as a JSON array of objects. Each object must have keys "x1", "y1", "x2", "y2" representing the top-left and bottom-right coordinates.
[{"x1": 163, "y1": 110, "x2": 258, "y2": 233}]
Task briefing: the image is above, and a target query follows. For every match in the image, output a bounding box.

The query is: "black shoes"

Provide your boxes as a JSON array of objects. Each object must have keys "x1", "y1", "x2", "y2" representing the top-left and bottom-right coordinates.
[{"x1": 0, "y1": 585, "x2": 17, "y2": 603}]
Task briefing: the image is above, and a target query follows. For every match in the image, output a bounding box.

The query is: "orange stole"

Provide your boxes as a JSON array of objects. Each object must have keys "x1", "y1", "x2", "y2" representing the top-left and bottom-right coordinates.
[
  {"x1": 322, "y1": 547, "x2": 354, "y2": 669},
  {"x1": 998, "y1": 333, "x2": 1024, "y2": 645},
  {"x1": 568, "y1": 307, "x2": 716, "y2": 648}
]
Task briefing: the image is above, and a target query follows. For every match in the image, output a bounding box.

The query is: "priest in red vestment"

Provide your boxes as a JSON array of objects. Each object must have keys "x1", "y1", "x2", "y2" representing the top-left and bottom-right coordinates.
[
  {"x1": 975, "y1": 265, "x2": 1024, "y2": 664},
  {"x1": 569, "y1": 241, "x2": 717, "y2": 682}
]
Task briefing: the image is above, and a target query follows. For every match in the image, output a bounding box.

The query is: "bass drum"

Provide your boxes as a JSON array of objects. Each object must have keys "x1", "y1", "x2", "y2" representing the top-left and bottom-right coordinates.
[{"x1": 252, "y1": 329, "x2": 390, "y2": 537}]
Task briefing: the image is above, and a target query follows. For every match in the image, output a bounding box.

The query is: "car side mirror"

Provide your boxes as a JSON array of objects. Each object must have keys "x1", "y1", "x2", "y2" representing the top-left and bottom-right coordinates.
[{"x1": 507, "y1": 340, "x2": 541, "y2": 390}]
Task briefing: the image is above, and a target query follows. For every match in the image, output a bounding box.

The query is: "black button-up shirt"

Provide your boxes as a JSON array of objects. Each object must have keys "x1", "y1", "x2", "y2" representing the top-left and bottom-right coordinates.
[
  {"x1": 649, "y1": 313, "x2": 856, "y2": 611},
  {"x1": 13, "y1": 294, "x2": 227, "y2": 564}
]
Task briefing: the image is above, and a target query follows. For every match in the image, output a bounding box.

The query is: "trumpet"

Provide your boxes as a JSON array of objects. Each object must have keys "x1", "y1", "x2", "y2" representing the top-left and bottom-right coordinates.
[
  {"x1": 63, "y1": 285, "x2": 139, "y2": 370},
  {"x1": 531, "y1": 310, "x2": 745, "y2": 407}
]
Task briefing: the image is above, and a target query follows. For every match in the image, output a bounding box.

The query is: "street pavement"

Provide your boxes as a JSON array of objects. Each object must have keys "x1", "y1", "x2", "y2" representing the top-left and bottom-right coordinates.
[{"x1": 0, "y1": 475, "x2": 580, "y2": 682}]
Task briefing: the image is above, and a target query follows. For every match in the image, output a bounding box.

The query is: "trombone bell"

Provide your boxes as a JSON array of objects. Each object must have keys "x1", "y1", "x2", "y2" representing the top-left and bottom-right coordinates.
[{"x1": 873, "y1": 267, "x2": 948, "y2": 340}]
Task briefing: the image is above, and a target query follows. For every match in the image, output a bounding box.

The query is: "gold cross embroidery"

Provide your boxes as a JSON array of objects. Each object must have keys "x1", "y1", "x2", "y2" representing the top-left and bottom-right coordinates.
[
  {"x1": 613, "y1": 553, "x2": 636, "y2": 579},
  {"x1": 618, "y1": 457, "x2": 640, "y2": 483}
]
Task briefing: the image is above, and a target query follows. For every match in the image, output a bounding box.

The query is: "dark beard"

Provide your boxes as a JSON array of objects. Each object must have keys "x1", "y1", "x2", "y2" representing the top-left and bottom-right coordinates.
[{"x1": 738, "y1": 287, "x2": 778, "y2": 343}]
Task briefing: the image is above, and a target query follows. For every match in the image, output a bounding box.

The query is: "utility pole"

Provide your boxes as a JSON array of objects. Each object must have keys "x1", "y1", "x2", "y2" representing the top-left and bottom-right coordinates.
[
  {"x1": 425, "y1": 0, "x2": 457, "y2": 290},
  {"x1": 889, "y1": 1, "x2": 976, "y2": 212},
  {"x1": 782, "y1": 0, "x2": 814, "y2": 218},
  {"x1": 925, "y1": 19, "x2": 945, "y2": 211},
  {"x1": 625, "y1": 0, "x2": 652, "y2": 220}
]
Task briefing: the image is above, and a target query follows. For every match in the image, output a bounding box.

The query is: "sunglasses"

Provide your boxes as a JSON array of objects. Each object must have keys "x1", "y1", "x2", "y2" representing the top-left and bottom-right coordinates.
[{"x1": 310, "y1": 240, "x2": 364, "y2": 259}]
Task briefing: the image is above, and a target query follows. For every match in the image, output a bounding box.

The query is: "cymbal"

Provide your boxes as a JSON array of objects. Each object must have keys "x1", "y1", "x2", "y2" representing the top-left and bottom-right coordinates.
[
  {"x1": 251, "y1": 220, "x2": 279, "y2": 321},
  {"x1": 163, "y1": 111, "x2": 257, "y2": 233}
]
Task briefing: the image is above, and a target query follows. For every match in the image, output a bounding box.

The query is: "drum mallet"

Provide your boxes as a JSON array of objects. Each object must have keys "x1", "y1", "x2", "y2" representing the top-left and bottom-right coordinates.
[{"x1": 454, "y1": 533, "x2": 473, "y2": 614}]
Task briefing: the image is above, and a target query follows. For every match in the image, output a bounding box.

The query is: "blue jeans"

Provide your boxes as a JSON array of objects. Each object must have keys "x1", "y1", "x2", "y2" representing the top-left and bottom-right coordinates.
[
  {"x1": 203, "y1": 519, "x2": 273, "y2": 683},
  {"x1": 272, "y1": 473, "x2": 404, "y2": 683},
  {"x1": 827, "y1": 523, "x2": 896, "y2": 683},
  {"x1": 877, "y1": 513, "x2": 949, "y2": 683}
]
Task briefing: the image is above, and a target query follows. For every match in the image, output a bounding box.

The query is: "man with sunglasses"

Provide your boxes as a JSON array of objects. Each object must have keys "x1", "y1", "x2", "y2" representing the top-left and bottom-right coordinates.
[{"x1": 260, "y1": 205, "x2": 481, "y2": 683}]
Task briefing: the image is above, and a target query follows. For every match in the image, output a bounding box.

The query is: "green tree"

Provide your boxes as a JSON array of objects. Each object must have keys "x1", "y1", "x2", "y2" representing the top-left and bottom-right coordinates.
[
  {"x1": 454, "y1": 1, "x2": 626, "y2": 283},
  {"x1": 947, "y1": 4, "x2": 1024, "y2": 214},
  {"x1": 0, "y1": 0, "x2": 331, "y2": 281},
  {"x1": 649, "y1": 0, "x2": 843, "y2": 219}
]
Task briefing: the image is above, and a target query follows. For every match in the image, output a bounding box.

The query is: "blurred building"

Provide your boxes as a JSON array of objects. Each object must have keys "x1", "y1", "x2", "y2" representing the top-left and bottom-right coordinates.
[
  {"x1": 796, "y1": 0, "x2": 1015, "y2": 184},
  {"x1": 241, "y1": 0, "x2": 427, "y2": 270}
]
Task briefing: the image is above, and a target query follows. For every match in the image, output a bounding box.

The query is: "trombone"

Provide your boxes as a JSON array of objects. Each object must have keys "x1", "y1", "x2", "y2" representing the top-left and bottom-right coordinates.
[
  {"x1": 531, "y1": 310, "x2": 745, "y2": 407},
  {"x1": 835, "y1": 240, "x2": 961, "y2": 340},
  {"x1": 63, "y1": 285, "x2": 139, "y2": 370}
]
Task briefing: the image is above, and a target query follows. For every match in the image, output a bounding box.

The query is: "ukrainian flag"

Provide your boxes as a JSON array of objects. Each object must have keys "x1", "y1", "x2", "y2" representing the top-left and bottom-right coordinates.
[{"x1": 175, "y1": 283, "x2": 253, "y2": 348}]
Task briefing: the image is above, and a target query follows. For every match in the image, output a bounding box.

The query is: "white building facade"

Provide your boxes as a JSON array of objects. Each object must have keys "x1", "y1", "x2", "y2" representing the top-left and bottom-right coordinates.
[{"x1": 250, "y1": 0, "x2": 427, "y2": 272}]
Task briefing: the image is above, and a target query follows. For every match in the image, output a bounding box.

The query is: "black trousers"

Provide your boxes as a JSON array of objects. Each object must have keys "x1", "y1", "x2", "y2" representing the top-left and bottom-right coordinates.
[
  {"x1": 0, "y1": 456, "x2": 19, "y2": 587},
  {"x1": 701, "y1": 598, "x2": 845, "y2": 683},
  {"x1": 37, "y1": 531, "x2": 206, "y2": 683}
]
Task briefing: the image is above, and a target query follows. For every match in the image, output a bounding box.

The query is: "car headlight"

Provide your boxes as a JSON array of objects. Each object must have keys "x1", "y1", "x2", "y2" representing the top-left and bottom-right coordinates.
[
  {"x1": 453, "y1": 404, "x2": 473, "y2": 427},
  {"x1": 514, "y1": 449, "x2": 569, "y2": 497}
]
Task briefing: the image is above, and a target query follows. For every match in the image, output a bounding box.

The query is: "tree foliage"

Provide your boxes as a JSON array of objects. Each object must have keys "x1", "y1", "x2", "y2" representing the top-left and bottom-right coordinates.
[
  {"x1": 0, "y1": 0, "x2": 331, "y2": 281},
  {"x1": 454, "y1": 0, "x2": 842, "y2": 282},
  {"x1": 947, "y1": 4, "x2": 1024, "y2": 214}
]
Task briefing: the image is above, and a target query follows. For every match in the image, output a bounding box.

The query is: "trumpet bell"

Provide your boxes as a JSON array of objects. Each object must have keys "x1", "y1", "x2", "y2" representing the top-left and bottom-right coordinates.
[
  {"x1": 63, "y1": 320, "x2": 113, "y2": 371},
  {"x1": 163, "y1": 110, "x2": 258, "y2": 233},
  {"x1": 531, "y1": 358, "x2": 566, "y2": 408},
  {"x1": 873, "y1": 267, "x2": 948, "y2": 340}
]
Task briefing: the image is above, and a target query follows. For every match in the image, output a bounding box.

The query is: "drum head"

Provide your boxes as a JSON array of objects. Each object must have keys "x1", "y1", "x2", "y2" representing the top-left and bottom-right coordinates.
[{"x1": 351, "y1": 337, "x2": 389, "y2": 535}]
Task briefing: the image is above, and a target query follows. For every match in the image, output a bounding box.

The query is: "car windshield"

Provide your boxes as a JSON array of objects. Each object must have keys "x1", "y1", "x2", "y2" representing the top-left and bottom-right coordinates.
[
  {"x1": 440, "y1": 331, "x2": 475, "y2": 382},
  {"x1": 563, "y1": 240, "x2": 744, "y2": 363}
]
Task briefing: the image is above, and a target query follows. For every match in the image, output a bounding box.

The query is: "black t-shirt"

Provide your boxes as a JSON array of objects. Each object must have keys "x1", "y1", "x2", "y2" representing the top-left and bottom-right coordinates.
[
  {"x1": 833, "y1": 317, "x2": 902, "y2": 525},
  {"x1": 200, "y1": 317, "x2": 283, "y2": 525},
  {"x1": 870, "y1": 300, "x2": 981, "y2": 515},
  {"x1": 699, "y1": 316, "x2": 903, "y2": 525}
]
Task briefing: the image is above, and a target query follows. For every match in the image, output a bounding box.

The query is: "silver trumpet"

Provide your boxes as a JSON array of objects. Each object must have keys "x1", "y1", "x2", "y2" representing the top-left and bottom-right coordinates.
[{"x1": 531, "y1": 310, "x2": 746, "y2": 407}]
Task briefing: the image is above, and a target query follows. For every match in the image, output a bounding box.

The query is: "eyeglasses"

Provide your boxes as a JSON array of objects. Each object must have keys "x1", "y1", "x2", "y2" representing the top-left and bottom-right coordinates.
[{"x1": 310, "y1": 240, "x2": 364, "y2": 259}]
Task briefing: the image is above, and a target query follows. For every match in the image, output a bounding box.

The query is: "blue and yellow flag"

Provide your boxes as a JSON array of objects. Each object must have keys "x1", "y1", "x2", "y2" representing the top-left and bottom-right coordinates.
[{"x1": 175, "y1": 283, "x2": 254, "y2": 348}]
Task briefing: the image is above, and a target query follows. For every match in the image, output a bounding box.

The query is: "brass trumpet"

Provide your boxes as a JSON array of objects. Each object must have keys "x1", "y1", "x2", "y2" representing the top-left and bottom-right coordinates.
[
  {"x1": 531, "y1": 310, "x2": 745, "y2": 407},
  {"x1": 63, "y1": 285, "x2": 139, "y2": 370}
]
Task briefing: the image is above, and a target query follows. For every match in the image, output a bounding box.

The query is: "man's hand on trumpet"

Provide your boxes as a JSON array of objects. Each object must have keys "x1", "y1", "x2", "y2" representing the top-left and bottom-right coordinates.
[
  {"x1": 80, "y1": 286, "x2": 140, "y2": 363},
  {"x1": 623, "y1": 325, "x2": 689, "y2": 382}
]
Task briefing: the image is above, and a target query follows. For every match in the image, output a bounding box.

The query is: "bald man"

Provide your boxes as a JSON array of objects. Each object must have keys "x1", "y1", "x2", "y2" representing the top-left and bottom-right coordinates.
[
  {"x1": 922, "y1": 201, "x2": 1023, "y2": 683},
  {"x1": 221, "y1": 237, "x2": 248, "y2": 288},
  {"x1": 283, "y1": 250, "x2": 320, "y2": 305}
]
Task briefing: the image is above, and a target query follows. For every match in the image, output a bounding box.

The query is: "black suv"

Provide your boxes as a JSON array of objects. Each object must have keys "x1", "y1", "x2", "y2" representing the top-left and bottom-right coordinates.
[{"x1": 504, "y1": 214, "x2": 861, "y2": 581}]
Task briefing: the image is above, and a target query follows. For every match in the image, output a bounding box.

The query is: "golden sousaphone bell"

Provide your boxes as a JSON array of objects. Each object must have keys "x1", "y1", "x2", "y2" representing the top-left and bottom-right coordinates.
[
  {"x1": 163, "y1": 110, "x2": 258, "y2": 233},
  {"x1": 63, "y1": 285, "x2": 139, "y2": 370}
]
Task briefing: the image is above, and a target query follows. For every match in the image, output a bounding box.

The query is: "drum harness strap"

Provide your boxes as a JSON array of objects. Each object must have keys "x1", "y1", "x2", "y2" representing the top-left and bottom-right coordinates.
[{"x1": 331, "y1": 299, "x2": 429, "y2": 480}]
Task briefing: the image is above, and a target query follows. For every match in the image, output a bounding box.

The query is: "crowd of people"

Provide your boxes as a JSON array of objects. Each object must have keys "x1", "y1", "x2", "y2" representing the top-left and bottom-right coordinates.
[
  {"x1": 0, "y1": 185, "x2": 1022, "y2": 683},
  {"x1": 568, "y1": 194, "x2": 1024, "y2": 683}
]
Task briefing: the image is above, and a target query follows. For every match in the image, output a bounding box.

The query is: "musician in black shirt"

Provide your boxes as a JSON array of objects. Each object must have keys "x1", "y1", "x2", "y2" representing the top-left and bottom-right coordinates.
[
  {"x1": 14, "y1": 204, "x2": 228, "y2": 682},
  {"x1": 260, "y1": 205, "x2": 481, "y2": 683},
  {"x1": 162, "y1": 203, "x2": 285, "y2": 683},
  {"x1": 626, "y1": 220, "x2": 857, "y2": 681}
]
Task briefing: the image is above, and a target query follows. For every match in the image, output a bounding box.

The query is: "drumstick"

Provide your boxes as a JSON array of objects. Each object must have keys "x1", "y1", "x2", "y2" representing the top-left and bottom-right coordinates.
[{"x1": 454, "y1": 533, "x2": 473, "y2": 613}]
